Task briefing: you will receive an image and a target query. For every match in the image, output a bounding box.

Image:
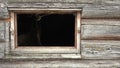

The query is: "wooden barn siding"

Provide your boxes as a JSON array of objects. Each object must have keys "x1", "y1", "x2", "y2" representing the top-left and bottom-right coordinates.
[
  {"x1": 0, "y1": 0, "x2": 120, "y2": 67},
  {"x1": 82, "y1": 6, "x2": 120, "y2": 18},
  {"x1": 81, "y1": 19, "x2": 120, "y2": 59},
  {"x1": 0, "y1": 22, "x2": 5, "y2": 58},
  {"x1": 7, "y1": 0, "x2": 99, "y2": 3},
  {"x1": 7, "y1": 3, "x2": 120, "y2": 18},
  {"x1": 0, "y1": 59, "x2": 120, "y2": 68},
  {"x1": 0, "y1": 1, "x2": 9, "y2": 58},
  {"x1": 0, "y1": 22, "x2": 10, "y2": 58},
  {"x1": 3, "y1": 0, "x2": 120, "y2": 59},
  {"x1": 81, "y1": 19, "x2": 120, "y2": 40},
  {"x1": 6, "y1": 0, "x2": 120, "y2": 5}
]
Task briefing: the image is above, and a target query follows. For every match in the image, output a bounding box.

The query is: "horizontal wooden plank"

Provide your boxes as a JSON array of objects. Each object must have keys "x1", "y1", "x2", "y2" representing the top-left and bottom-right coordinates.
[
  {"x1": 11, "y1": 47, "x2": 79, "y2": 54},
  {"x1": 81, "y1": 40, "x2": 120, "y2": 59},
  {"x1": 0, "y1": 7, "x2": 9, "y2": 19},
  {"x1": 102, "y1": 0, "x2": 120, "y2": 5},
  {"x1": 81, "y1": 24, "x2": 120, "y2": 40},
  {"x1": 7, "y1": 2, "x2": 120, "y2": 18},
  {"x1": 7, "y1": 0, "x2": 95, "y2": 3},
  {"x1": 82, "y1": 19, "x2": 120, "y2": 26},
  {"x1": 0, "y1": 59, "x2": 120, "y2": 68},
  {"x1": 82, "y1": 40, "x2": 120, "y2": 45},
  {"x1": 0, "y1": 7, "x2": 8, "y2": 13},
  {"x1": 6, "y1": 54, "x2": 81, "y2": 59},
  {"x1": 8, "y1": 3, "x2": 83, "y2": 9},
  {"x1": 82, "y1": 5, "x2": 120, "y2": 18}
]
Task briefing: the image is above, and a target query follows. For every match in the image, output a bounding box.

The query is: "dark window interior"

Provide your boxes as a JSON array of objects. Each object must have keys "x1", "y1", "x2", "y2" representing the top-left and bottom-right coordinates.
[{"x1": 17, "y1": 13, "x2": 75, "y2": 46}]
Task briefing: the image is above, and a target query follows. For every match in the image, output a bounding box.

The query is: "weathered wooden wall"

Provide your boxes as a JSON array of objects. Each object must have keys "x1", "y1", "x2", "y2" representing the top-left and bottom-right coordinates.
[
  {"x1": 0, "y1": 0, "x2": 9, "y2": 58},
  {"x1": 81, "y1": 19, "x2": 120, "y2": 59},
  {"x1": 0, "y1": 59, "x2": 120, "y2": 68},
  {"x1": 0, "y1": 0, "x2": 120, "y2": 67}
]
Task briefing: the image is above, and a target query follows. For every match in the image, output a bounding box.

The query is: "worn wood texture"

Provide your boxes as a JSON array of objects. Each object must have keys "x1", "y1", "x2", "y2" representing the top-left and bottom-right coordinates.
[
  {"x1": 0, "y1": 21, "x2": 5, "y2": 42},
  {"x1": 7, "y1": 0, "x2": 97, "y2": 3},
  {"x1": 0, "y1": 8, "x2": 9, "y2": 19},
  {"x1": 7, "y1": 0, "x2": 120, "y2": 5},
  {"x1": 81, "y1": 19, "x2": 120, "y2": 59},
  {"x1": 5, "y1": 54, "x2": 81, "y2": 59},
  {"x1": 0, "y1": 43, "x2": 5, "y2": 58},
  {"x1": 82, "y1": 25, "x2": 120, "y2": 40},
  {"x1": 0, "y1": 30, "x2": 5, "y2": 42},
  {"x1": 82, "y1": 19, "x2": 120, "y2": 25},
  {"x1": 7, "y1": 3, "x2": 120, "y2": 18},
  {"x1": 0, "y1": 20, "x2": 10, "y2": 58},
  {"x1": 8, "y1": 3, "x2": 83, "y2": 9},
  {"x1": 81, "y1": 19, "x2": 120, "y2": 40},
  {"x1": 82, "y1": 5, "x2": 120, "y2": 18},
  {"x1": 0, "y1": 44, "x2": 4, "y2": 53},
  {"x1": 5, "y1": 22, "x2": 10, "y2": 54},
  {"x1": 82, "y1": 40, "x2": 120, "y2": 59},
  {"x1": 0, "y1": 0, "x2": 120, "y2": 68},
  {"x1": 0, "y1": 0, "x2": 9, "y2": 58},
  {"x1": 0, "y1": 1, "x2": 9, "y2": 19},
  {"x1": 102, "y1": 0, "x2": 120, "y2": 5},
  {"x1": 0, "y1": 59, "x2": 120, "y2": 68}
]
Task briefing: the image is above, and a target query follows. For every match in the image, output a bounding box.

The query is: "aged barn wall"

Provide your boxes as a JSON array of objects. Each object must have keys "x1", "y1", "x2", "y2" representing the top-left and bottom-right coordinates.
[
  {"x1": 0, "y1": 0, "x2": 9, "y2": 58},
  {"x1": 0, "y1": 0, "x2": 120, "y2": 67}
]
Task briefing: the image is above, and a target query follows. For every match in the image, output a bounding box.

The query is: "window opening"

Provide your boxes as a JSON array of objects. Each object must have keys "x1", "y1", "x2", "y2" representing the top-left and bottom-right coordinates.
[{"x1": 17, "y1": 14, "x2": 75, "y2": 46}]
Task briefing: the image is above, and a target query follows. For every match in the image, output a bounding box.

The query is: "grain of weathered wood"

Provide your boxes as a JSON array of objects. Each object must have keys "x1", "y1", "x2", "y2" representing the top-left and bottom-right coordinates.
[
  {"x1": 8, "y1": 2, "x2": 120, "y2": 18},
  {"x1": 0, "y1": 43, "x2": 5, "y2": 58},
  {"x1": 0, "y1": 22, "x2": 5, "y2": 42},
  {"x1": 5, "y1": 53, "x2": 81, "y2": 59},
  {"x1": 8, "y1": 3, "x2": 83, "y2": 10},
  {"x1": 82, "y1": 5, "x2": 120, "y2": 18},
  {"x1": 0, "y1": 30, "x2": 5, "y2": 41},
  {"x1": 0, "y1": 43, "x2": 4, "y2": 53},
  {"x1": 7, "y1": 0, "x2": 96, "y2": 3},
  {"x1": 0, "y1": 59, "x2": 120, "y2": 68},
  {"x1": 0, "y1": 2, "x2": 9, "y2": 19},
  {"x1": 7, "y1": 2, "x2": 120, "y2": 19},
  {"x1": 81, "y1": 24, "x2": 120, "y2": 40},
  {"x1": 82, "y1": 19, "x2": 120, "y2": 26},
  {"x1": 0, "y1": 53, "x2": 4, "y2": 58},
  {"x1": 0, "y1": 0, "x2": 120, "y2": 67},
  {"x1": 5, "y1": 22, "x2": 10, "y2": 54},
  {"x1": 102, "y1": 0, "x2": 120, "y2": 5},
  {"x1": 0, "y1": 22, "x2": 5, "y2": 30},
  {"x1": 81, "y1": 40, "x2": 120, "y2": 59}
]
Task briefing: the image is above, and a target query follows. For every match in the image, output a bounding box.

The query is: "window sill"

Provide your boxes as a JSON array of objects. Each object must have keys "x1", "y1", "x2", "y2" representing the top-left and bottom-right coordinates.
[{"x1": 5, "y1": 54, "x2": 81, "y2": 59}]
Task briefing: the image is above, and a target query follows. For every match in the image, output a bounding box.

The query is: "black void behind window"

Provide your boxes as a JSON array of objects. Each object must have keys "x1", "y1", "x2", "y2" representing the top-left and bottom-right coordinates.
[{"x1": 17, "y1": 13, "x2": 75, "y2": 46}]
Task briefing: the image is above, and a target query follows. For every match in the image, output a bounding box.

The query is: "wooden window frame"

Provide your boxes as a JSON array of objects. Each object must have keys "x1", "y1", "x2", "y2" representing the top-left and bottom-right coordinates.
[{"x1": 10, "y1": 9, "x2": 81, "y2": 54}]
